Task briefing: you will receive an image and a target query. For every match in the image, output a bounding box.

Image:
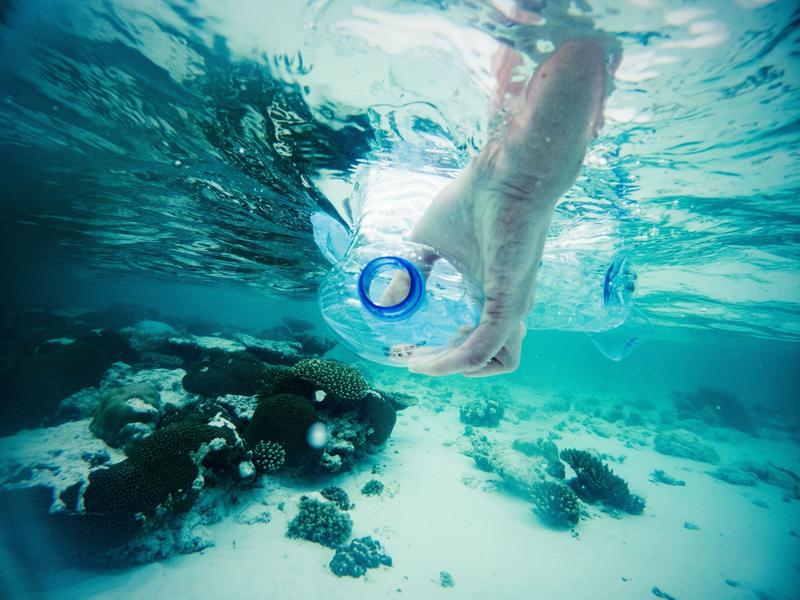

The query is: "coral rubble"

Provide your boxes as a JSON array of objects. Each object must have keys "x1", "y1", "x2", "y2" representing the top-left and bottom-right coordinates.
[{"x1": 654, "y1": 429, "x2": 721, "y2": 464}]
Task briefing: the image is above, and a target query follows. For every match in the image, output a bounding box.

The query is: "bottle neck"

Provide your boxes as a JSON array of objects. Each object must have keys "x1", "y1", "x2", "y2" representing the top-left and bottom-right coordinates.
[{"x1": 357, "y1": 256, "x2": 425, "y2": 321}]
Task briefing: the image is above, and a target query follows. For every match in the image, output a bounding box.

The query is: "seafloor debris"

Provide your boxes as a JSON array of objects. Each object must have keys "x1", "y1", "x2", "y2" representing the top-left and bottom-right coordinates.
[
  {"x1": 329, "y1": 536, "x2": 392, "y2": 577},
  {"x1": 651, "y1": 586, "x2": 677, "y2": 599},
  {"x1": 649, "y1": 470, "x2": 686, "y2": 486}
]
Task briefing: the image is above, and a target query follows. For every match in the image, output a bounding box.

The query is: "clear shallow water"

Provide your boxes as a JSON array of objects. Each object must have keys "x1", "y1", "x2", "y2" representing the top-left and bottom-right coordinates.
[
  {"x1": 1, "y1": 0, "x2": 798, "y2": 338},
  {"x1": 1, "y1": 1, "x2": 799, "y2": 599}
]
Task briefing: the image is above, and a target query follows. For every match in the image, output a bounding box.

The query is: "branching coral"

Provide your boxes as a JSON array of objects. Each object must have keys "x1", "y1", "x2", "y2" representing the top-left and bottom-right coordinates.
[
  {"x1": 530, "y1": 481, "x2": 581, "y2": 528},
  {"x1": 286, "y1": 496, "x2": 352, "y2": 548},
  {"x1": 251, "y1": 440, "x2": 285, "y2": 474},
  {"x1": 560, "y1": 449, "x2": 645, "y2": 515}
]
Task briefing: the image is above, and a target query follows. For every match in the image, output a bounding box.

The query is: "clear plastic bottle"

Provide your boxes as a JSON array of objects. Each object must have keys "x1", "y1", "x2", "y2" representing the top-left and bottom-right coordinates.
[{"x1": 313, "y1": 164, "x2": 647, "y2": 366}]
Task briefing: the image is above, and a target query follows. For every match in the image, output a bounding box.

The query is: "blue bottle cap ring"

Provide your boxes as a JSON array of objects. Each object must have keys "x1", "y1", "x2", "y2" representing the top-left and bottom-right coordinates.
[
  {"x1": 603, "y1": 254, "x2": 636, "y2": 308},
  {"x1": 358, "y1": 256, "x2": 424, "y2": 321}
]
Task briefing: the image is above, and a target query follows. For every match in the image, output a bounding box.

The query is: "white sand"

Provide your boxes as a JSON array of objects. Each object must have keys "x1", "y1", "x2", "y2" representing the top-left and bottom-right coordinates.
[{"x1": 41, "y1": 403, "x2": 800, "y2": 600}]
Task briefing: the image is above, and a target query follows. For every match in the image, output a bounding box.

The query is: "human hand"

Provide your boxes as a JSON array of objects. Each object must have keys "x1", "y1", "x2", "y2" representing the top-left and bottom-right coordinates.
[{"x1": 403, "y1": 38, "x2": 611, "y2": 376}]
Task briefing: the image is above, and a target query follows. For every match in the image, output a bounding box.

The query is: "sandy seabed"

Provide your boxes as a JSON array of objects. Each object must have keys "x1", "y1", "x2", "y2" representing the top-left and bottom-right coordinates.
[{"x1": 41, "y1": 397, "x2": 800, "y2": 600}]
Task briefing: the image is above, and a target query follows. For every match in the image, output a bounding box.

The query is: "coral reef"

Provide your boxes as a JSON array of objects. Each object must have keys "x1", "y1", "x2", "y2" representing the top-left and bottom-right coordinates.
[
  {"x1": 123, "y1": 320, "x2": 179, "y2": 352},
  {"x1": 158, "y1": 399, "x2": 238, "y2": 429},
  {"x1": 320, "y1": 486, "x2": 353, "y2": 510},
  {"x1": 291, "y1": 358, "x2": 370, "y2": 403},
  {"x1": 260, "y1": 317, "x2": 336, "y2": 357},
  {"x1": 90, "y1": 383, "x2": 162, "y2": 448},
  {"x1": 251, "y1": 440, "x2": 286, "y2": 474},
  {"x1": 360, "y1": 391, "x2": 397, "y2": 446},
  {"x1": 78, "y1": 302, "x2": 160, "y2": 331},
  {"x1": 245, "y1": 394, "x2": 318, "y2": 467},
  {"x1": 0, "y1": 340, "x2": 111, "y2": 435},
  {"x1": 530, "y1": 480, "x2": 581, "y2": 528},
  {"x1": 459, "y1": 396, "x2": 504, "y2": 427},
  {"x1": 0, "y1": 306, "x2": 406, "y2": 568},
  {"x1": 512, "y1": 438, "x2": 565, "y2": 478},
  {"x1": 286, "y1": 496, "x2": 352, "y2": 548},
  {"x1": 0, "y1": 419, "x2": 123, "y2": 512},
  {"x1": 240, "y1": 362, "x2": 398, "y2": 473},
  {"x1": 709, "y1": 466, "x2": 758, "y2": 486},
  {"x1": 330, "y1": 536, "x2": 392, "y2": 577},
  {"x1": 380, "y1": 390, "x2": 418, "y2": 412},
  {"x1": 81, "y1": 422, "x2": 238, "y2": 550},
  {"x1": 79, "y1": 329, "x2": 139, "y2": 364},
  {"x1": 654, "y1": 429, "x2": 721, "y2": 464},
  {"x1": 182, "y1": 351, "x2": 268, "y2": 397},
  {"x1": 0, "y1": 418, "x2": 238, "y2": 564},
  {"x1": 463, "y1": 429, "x2": 557, "y2": 494},
  {"x1": 361, "y1": 479, "x2": 385, "y2": 496},
  {"x1": 671, "y1": 387, "x2": 755, "y2": 432},
  {"x1": 232, "y1": 333, "x2": 302, "y2": 365},
  {"x1": 560, "y1": 449, "x2": 645, "y2": 515},
  {"x1": 707, "y1": 461, "x2": 800, "y2": 498},
  {"x1": 317, "y1": 412, "x2": 373, "y2": 473}
]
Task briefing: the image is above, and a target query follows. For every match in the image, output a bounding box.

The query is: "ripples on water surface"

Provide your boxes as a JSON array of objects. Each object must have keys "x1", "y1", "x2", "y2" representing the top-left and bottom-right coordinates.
[{"x1": 0, "y1": 0, "x2": 798, "y2": 340}]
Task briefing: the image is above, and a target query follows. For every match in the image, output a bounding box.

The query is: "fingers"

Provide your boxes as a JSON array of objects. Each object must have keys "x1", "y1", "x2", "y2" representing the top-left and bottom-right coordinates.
[
  {"x1": 409, "y1": 320, "x2": 524, "y2": 377},
  {"x1": 463, "y1": 323, "x2": 526, "y2": 378},
  {"x1": 379, "y1": 269, "x2": 411, "y2": 307},
  {"x1": 378, "y1": 251, "x2": 439, "y2": 307}
]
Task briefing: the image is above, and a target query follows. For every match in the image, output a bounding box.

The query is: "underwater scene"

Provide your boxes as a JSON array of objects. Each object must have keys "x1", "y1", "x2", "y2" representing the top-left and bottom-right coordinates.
[{"x1": 1, "y1": 0, "x2": 799, "y2": 599}]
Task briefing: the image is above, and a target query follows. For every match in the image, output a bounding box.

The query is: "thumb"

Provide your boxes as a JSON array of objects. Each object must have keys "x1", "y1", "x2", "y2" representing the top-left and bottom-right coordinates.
[{"x1": 378, "y1": 250, "x2": 439, "y2": 307}]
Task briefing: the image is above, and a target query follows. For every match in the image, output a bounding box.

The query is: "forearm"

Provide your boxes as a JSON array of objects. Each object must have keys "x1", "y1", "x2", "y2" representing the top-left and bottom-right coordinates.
[{"x1": 487, "y1": 38, "x2": 610, "y2": 209}]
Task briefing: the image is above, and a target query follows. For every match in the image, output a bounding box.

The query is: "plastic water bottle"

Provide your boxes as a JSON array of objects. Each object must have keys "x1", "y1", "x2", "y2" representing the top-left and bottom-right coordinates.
[{"x1": 313, "y1": 164, "x2": 650, "y2": 366}]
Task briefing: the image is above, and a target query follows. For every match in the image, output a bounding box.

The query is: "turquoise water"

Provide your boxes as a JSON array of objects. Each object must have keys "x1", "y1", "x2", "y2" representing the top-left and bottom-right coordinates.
[{"x1": 0, "y1": 1, "x2": 799, "y2": 599}]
